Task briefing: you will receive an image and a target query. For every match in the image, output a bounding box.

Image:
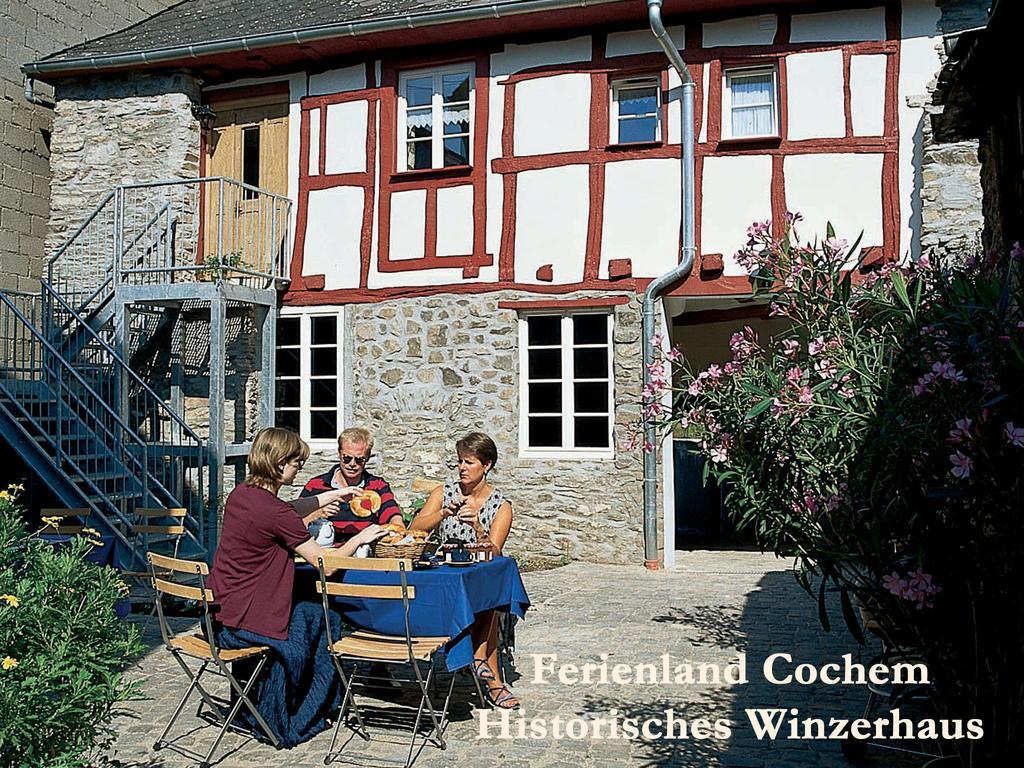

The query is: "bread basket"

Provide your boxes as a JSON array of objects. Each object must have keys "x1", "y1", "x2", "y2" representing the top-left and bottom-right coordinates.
[{"x1": 373, "y1": 539, "x2": 428, "y2": 560}]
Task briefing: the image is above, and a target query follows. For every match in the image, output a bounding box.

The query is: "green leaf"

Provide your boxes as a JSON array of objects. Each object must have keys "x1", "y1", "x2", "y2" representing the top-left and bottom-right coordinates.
[
  {"x1": 890, "y1": 270, "x2": 913, "y2": 313},
  {"x1": 840, "y1": 588, "x2": 866, "y2": 645},
  {"x1": 745, "y1": 396, "x2": 774, "y2": 420},
  {"x1": 817, "y1": 576, "x2": 831, "y2": 632}
]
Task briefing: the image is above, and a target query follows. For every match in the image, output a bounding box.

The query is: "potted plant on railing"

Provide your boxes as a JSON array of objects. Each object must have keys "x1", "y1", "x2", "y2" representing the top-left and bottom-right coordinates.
[
  {"x1": 196, "y1": 251, "x2": 250, "y2": 282},
  {"x1": 641, "y1": 217, "x2": 1024, "y2": 766}
]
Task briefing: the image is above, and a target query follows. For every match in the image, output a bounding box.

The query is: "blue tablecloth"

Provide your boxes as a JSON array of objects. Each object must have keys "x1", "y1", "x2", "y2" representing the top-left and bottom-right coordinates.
[{"x1": 297, "y1": 556, "x2": 530, "y2": 671}]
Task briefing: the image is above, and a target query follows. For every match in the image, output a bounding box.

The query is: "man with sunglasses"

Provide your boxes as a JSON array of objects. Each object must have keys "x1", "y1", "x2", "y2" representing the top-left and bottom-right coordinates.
[{"x1": 299, "y1": 426, "x2": 403, "y2": 541}]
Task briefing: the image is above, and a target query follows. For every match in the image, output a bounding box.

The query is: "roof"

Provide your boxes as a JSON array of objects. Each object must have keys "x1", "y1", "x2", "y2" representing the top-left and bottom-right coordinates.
[
  {"x1": 23, "y1": 0, "x2": 845, "y2": 80},
  {"x1": 38, "y1": 0, "x2": 500, "y2": 64}
]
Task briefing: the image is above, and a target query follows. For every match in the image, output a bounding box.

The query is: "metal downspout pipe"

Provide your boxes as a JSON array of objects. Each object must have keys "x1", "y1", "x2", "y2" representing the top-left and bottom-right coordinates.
[
  {"x1": 23, "y1": 76, "x2": 55, "y2": 108},
  {"x1": 643, "y1": 0, "x2": 697, "y2": 569}
]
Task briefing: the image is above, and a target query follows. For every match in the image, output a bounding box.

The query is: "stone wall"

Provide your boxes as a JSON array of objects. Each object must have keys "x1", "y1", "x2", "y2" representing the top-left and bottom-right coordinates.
[
  {"x1": 916, "y1": 0, "x2": 991, "y2": 258},
  {"x1": 47, "y1": 72, "x2": 201, "y2": 249},
  {"x1": 1, "y1": 0, "x2": 179, "y2": 292},
  {"x1": 292, "y1": 290, "x2": 655, "y2": 565}
]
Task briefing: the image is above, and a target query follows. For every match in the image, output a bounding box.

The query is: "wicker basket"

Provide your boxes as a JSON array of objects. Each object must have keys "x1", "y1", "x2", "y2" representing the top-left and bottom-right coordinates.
[{"x1": 373, "y1": 539, "x2": 428, "y2": 560}]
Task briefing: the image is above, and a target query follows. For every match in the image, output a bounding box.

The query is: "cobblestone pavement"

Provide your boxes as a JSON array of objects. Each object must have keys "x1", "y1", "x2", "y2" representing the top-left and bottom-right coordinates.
[{"x1": 106, "y1": 551, "x2": 920, "y2": 768}]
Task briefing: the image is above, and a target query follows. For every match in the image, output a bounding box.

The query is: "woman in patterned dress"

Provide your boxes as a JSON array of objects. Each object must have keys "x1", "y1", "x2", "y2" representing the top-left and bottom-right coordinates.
[{"x1": 410, "y1": 431, "x2": 518, "y2": 709}]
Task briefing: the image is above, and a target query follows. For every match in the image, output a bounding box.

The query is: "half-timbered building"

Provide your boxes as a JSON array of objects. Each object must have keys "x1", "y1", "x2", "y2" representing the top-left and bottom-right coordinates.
[{"x1": 8, "y1": 0, "x2": 987, "y2": 567}]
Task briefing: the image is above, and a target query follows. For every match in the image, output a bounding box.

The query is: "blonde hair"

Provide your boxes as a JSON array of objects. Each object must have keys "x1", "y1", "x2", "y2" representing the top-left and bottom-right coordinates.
[
  {"x1": 338, "y1": 426, "x2": 375, "y2": 454},
  {"x1": 245, "y1": 427, "x2": 310, "y2": 490}
]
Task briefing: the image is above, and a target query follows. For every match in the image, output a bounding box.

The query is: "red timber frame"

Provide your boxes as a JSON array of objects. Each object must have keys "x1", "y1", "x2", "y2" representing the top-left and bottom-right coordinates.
[{"x1": 285, "y1": 1, "x2": 902, "y2": 306}]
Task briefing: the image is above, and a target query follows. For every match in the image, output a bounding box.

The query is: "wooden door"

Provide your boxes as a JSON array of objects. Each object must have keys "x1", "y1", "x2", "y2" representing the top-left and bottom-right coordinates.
[{"x1": 203, "y1": 100, "x2": 289, "y2": 277}]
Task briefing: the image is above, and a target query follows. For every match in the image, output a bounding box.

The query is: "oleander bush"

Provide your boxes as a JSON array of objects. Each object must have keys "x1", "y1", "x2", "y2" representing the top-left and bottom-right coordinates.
[
  {"x1": 645, "y1": 217, "x2": 1024, "y2": 765},
  {"x1": 0, "y1": 489, "x2": 142, "y2": 768}
]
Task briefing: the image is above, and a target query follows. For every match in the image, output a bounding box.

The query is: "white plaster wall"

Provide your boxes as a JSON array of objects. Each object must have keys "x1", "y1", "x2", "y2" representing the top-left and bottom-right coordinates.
[
  {"x1": 786, "y1": 50, "x2": 846, "y2": 140},
  {"x1": 303, "y1": 186, "x2": 364, "y2": 289},
  {"x1": 388, "y1": 189, "x2": 426, "y2": 261},
  {"x1": 703, "y1": 15, "x2": 777, "y2": 47},
  {"x1": 785, "y1": 153, "x2": 884, "y2": 251},
  {"x1": 898, "y1": 0, "x2": 942, "y2": 261},
  {"x1": 850, "y1": 55, "x2": 887, "y2": 136},
  {"x1": 701, "y1": 155, "x2": 773, "y2": 275},
  {"x1": 606, "y1": 25, "x2": 684, "y2": 57},
  {"x1": 667, "y1": 67, "x2": 682, "y2": 145},
  {"x1": 514, "y1": 165, "x2": 589, "y2": 284},
  {"x1": 600, "y1": 159, "x2": 680, "y2": 278},
  {"x1": 514, "y1": 74, "x2": 591, "y2": 155},
  {"x1": 699, "y1": 65, "x2": 709, "y2": 144},
  {"x1": 790, "y1": 7, "x2": 886, "y2": 43},
  {"x1": 309, "y1": 64, "x2": 366, "y2": 96},
  {"x1": 308, "y1": 107, "x2": 321, "y2": 175},
  {"x1": 325, "y1": 100, "x2": 368, "y2": 174},
  {"x1": 436, "y1": 185, "x2": 474, "y2": 257},
  {"x1": 491, "y1": 36, "x2": 591, "y2": 77}
]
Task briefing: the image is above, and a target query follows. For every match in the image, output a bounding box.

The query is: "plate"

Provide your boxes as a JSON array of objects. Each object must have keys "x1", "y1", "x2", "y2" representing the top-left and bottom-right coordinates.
[{"x1": 445, "y1": 560, "x2": 475, "y2": 568}]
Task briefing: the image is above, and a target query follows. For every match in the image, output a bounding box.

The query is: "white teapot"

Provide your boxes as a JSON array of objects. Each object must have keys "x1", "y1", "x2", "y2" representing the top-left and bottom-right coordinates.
[{"x1": 309, "y1": 519, "x2": 335, "y2": 547}]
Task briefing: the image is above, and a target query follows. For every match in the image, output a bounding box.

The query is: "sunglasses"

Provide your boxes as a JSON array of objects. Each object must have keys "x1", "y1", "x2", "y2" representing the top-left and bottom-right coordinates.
[{"x1": 340, "y1": 454, "x2": 368, "y2": 466}]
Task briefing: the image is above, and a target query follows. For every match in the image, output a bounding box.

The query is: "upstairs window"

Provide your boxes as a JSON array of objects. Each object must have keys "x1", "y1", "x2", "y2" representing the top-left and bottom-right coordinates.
[
  {"x1": 722, "y1": 66, "x2": 779, "y2": 140},
  {"x1": 519, "y1": 312, "x2": 614, "y2": 456},
  {"x1": 610, "y1": 77, "x2": 661, "y2": 144},
  {"x1": 398, "y1": 65, "x2": 473, "y2": 171}
]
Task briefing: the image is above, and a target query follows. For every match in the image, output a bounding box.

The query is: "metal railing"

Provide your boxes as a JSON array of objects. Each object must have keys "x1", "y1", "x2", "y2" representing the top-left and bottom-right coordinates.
[
  {"x1": 0, "y1": 291, "x2": 198, "y2": 559},
  {"x1": 39, "y1": 281, "x2": 208, "y2": 551},
  {"x1": 47, "y1": 177, "x2": 292, "y2": 315}
]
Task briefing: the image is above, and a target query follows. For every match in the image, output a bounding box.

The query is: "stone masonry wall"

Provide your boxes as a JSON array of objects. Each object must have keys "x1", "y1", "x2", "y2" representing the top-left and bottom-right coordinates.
[
  {"x1": 294, "y1": 291, "x2": 656, "y2": 565},
  {"x1": 47, "y1": 72, "x2": 201, "y2": 249},
  {"x1": 916, "y1": 0, "x2": 992, "y2": 258},
  {"x1": 1, "y1": 0, "x2": 179, "y2": 292}
]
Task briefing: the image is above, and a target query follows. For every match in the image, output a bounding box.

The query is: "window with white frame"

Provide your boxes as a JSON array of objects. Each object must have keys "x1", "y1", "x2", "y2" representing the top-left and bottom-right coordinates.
[
  {"x1": 610, "y1": 77, "x2": 661, "y2": 144},
  {"x1": 520, "y1": 313, "x2": 614, "y2": 455},
  {"x1": 275, "y1": 313, "x2": 344, "y2": 441},
  {"x1": 722, "y1": 66, "x2": 779, "y2": 139},
  {"x1": 398, "y1": 65, "x2": 473, "y2": 171}
]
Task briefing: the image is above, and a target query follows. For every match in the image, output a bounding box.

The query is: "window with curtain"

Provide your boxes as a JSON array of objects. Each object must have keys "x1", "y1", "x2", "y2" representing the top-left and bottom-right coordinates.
[
  {"x1": 611, "y1": 77, "x2": 661, "y2": 144},
  {"x1": 398, "y1": 65, "x2": 473, "y2": 171},
  {"x1": 519, "y1": 312, "x2": 614, "y2": 455},
  {"x1": 723, "y1": 66, "x2": 779, "y2": 139}
]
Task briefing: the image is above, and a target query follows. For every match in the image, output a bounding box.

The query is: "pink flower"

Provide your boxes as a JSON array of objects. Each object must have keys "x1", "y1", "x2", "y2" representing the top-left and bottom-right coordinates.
[
  {"x1": 808, "y1": 336, "x2": 825, "y2": 356},
  {"x1": 643, "y1": 401, "x2": 665, "y2": 419},
  {"x1": 667, "y1": 347, "x2": 683, "y2": 363},
  {"x1": 949, "y1": 451, "x2": 972, "y2": 479},
  {"x1": 948, "y1": 417, "x2": 973, "y2": 444},
  {"x1": 706, "y1": 364, "x2": 722, "y2": 380},
  {"x1": 883, "y1": 572, "x2": 909, "y2": 598},
  {"x1": 746, "y1": 220, "x2": 771, "y2": 242},
  {"x1": 786, "y1": 367, "x2": 804, "y2": 386},
  {"x1": 642, "y1": 440, "x2": 656, "y2": 453},
  {"x1": 770, "y1": 398, "x2": 786, "y2": 419},
  {"x1": 796, "y1": 386, "x2": 814, "y2": 404},
  {"x1": 1005, "y1": 422, "x2": 1024, "y2": 448},
  {"x1": 823, "y1": 236, "x2": 848, "y2": 254},
  {"x1": 687, "y1": 380, "x2": 702, "y2": 397},
  {"x1": 782, "y1": 339, "x2": 799, "y2": 358},
  {"x1": 1012, "y1": 241, "x2": 1024, "y2": 261},
  {"x1": 913, "y1": 373, "x2": 934, "y2": 396},
  {"x1": 650, "y1": 333, "x2": 665, "y2": 347},
  {"x1": 932, "y1": 360, "x2": 966, "y2": 383},
  {"x1": 814, "y1": 358, "x2": 837, "y2": 380}
]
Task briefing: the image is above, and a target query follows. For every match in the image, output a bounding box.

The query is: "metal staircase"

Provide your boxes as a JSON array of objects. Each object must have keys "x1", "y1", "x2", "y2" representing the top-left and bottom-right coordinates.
[{"x1": 0, "y1": 177, "x2": 291, "y2": 568}]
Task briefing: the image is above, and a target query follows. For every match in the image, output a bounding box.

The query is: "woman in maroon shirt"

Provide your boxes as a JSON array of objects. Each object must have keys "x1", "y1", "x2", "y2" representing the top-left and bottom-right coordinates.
[{"x1": 209, "y1": 427, "x2": 384, "y2": 747}]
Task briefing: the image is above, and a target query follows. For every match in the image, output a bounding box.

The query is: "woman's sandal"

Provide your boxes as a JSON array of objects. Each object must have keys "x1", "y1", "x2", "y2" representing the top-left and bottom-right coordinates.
[
  {"x1": 471, "y1": 658, "x2": 496, "y2": 681},
  {"x1": 485, "y1": 683, "x2": 520, "y2": 710}
]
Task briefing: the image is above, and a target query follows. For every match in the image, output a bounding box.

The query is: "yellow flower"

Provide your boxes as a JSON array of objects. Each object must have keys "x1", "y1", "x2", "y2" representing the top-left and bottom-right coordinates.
[
  {"x1": 7, "y1": 483, "x2": 24, "y2": 492},
  {"x1": 41, "y1": 516, "x2": 60, "y2": 529},
  {"x1": 1, "y1": 657, "x2": 18, "y2": 671},
  {"x1": 0, "y1": 491, "x2": 9, "y2": 502},
  {"x1": 0, "y1": 595, "x2": 20, "y2": 608},
  {"x1": 86, "y1": 538, "x2": 105, "y2": 548},
  {"x1": 82, "y1": 527, "x2": 101, "y2": 537}
]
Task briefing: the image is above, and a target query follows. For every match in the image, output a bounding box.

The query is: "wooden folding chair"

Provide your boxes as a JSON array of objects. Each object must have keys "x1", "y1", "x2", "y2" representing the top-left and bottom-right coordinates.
[
  {"x1": 38, "y1": 507, "x2": 90, "y2": 535},
  {"x1": 122, "y1": 508, "x2": 187, "y2": 620},
  {"x1": 316, "y1": 553, "x2": 454, "y2": 768},
  {"x1": 149, "y1": 552, "x2": 278, "y2": 767}
]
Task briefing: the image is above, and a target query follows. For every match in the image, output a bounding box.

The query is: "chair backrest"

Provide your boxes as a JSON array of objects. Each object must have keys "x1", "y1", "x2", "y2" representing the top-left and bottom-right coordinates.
[
  {"x1": 39, "y1": 508, "x2": 89, "y2": 535},
  {"x1": 314, "y1": 553, "x2": 418, "y2": 652},
  {"x1": 148, "y1": 552, "x2": 216, "y2": 653},
  {"x1": 315, "y1": 553, "x2": 415, "y2": 600},
  {"x1": 134, "y1": 508, "x2": 187, "y2": 558}
]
